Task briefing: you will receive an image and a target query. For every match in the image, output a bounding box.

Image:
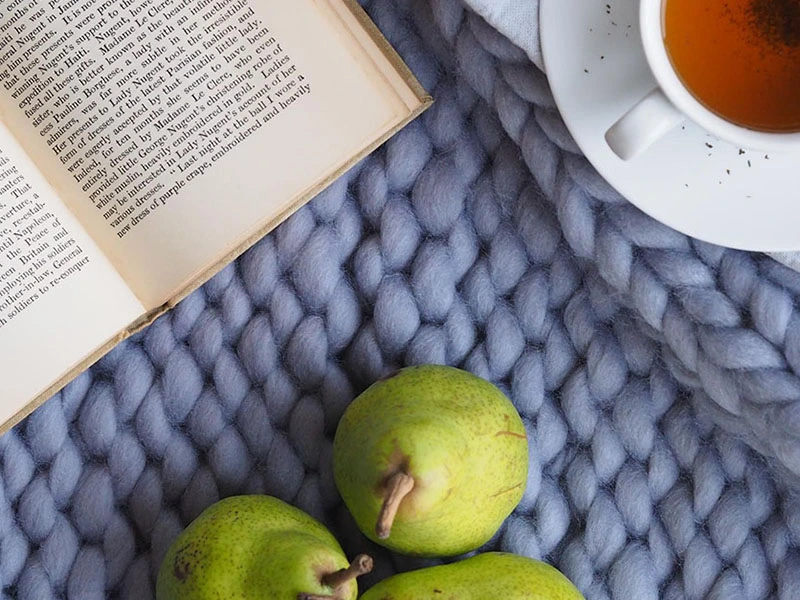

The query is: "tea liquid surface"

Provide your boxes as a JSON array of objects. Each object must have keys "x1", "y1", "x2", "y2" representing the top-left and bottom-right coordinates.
[{"x1": 664, "y1": 0, "x2": 800, "y2": 132}]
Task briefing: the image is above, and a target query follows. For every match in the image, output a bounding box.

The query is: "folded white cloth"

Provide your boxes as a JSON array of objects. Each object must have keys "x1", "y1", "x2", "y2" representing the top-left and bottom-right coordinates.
[{"x1": 465, "y1": 0, "x2": 542, "y2": 69}]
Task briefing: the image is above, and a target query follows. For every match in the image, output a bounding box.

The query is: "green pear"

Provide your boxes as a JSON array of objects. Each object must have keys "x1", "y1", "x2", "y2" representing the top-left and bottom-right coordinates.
[
  {"x1": 360, "y1": 552, "x2": 585, "y2": 600},
  {"x1": 156, "y1": 495, "x2": 373, "y2": 600},
  {"x1": 333, "y1": 365, "x2": 529, "y2": 557}
]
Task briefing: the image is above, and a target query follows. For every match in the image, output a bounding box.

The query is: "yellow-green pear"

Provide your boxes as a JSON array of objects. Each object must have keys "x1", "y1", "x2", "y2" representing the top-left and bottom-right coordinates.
[
  {"x1": 360, "y1": 552, "x2": 585, "y2": 600},
  {"x1": 156, "y1": 495, "x2": 372, "y2": 600},
  {"x1": 333, "y1": 365, "x2": 529, "y2": 557}
]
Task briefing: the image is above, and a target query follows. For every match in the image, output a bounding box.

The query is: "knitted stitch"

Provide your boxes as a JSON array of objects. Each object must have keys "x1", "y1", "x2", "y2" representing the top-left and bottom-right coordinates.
[{"x1": 1, "y1": 0, "x2": 799, "y2": 598}]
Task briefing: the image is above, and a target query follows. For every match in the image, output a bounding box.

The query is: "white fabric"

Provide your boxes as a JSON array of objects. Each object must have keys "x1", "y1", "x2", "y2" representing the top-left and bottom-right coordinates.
[{"x1": 465, "y1": 0, "x2": 542, "y2": 69}]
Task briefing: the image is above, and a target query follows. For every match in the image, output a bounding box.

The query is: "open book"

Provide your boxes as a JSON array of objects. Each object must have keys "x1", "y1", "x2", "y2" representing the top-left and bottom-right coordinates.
[{"x1": 0, "y1": 0, "x2": 430, "y2": 432}]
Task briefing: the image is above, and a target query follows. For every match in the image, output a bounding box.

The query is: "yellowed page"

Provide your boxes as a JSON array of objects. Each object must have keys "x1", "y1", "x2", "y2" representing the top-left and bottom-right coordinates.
[
  {"x1": 0, "y1": 123, "x2": 144, "y2": 422},
  {"x1": 0, "y1": 0, "x2": 418, "y2": 308}
]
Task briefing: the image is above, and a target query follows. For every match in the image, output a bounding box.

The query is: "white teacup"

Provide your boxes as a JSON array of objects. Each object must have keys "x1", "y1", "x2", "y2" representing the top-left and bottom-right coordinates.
[{"x1": 605, "y1": 0, "x2": 800, "y2": 161}]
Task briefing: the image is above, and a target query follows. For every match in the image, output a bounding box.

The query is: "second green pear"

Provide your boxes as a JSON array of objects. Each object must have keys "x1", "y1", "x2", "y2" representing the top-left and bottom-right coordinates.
[
  {"x1": 156, "y1": 495, "x2": 372, "y2": 600},
  {"x1": 333, "y1": 365, "x2": 529, "y2": 557}
]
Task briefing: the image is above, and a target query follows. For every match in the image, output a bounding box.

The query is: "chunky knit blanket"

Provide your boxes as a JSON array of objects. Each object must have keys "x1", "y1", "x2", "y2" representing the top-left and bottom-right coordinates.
[{"x1": 3, "y1": 1, "x2": 800, "y2": 598}]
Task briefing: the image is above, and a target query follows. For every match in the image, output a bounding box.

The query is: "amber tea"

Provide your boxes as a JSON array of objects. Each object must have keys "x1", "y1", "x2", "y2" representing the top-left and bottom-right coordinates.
[{"x1": 664, "y1": 0, "x2": 800, "y2": 132}]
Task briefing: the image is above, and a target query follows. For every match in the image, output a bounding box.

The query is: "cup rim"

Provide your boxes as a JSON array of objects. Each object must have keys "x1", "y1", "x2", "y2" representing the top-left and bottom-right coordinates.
[{"x1": 641, "y1": 0, "x2": 800, "y2": 152}]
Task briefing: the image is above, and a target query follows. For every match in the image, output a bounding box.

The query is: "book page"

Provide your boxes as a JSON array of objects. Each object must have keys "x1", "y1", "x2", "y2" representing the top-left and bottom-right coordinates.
[
  {"x1": 0, "y1": 0, "x2": 423, "y2": 308},
  {"x1": 0, "y1": 123, "x2": 144, "y2": 425}
]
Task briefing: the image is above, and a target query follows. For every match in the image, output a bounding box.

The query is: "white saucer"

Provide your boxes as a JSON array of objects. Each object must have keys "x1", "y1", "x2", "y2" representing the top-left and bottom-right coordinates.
[{"x1": 540, "y1": 0, "x2": 800, "y2": 252}]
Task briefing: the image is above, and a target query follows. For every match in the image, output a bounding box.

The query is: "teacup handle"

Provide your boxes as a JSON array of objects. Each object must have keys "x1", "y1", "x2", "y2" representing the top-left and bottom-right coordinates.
[{"x1": 605, "y1": 88, "x2": 685, "y2": 160}]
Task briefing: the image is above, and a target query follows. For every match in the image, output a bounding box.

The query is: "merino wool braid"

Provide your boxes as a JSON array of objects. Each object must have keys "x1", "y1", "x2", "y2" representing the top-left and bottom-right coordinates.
[{"x1": 1, "y1": 0, "x2": 799, "y2": 599}]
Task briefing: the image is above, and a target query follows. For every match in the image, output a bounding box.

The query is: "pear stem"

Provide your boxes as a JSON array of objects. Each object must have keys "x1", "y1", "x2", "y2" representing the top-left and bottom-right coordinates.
[
  {"x1": 297, "y1": 554, "x2": 374, "y2": 600},
  {"x1": 322, "y1": 554, "x2": 374, "y2": 590},
  {"x1": 376, "y1": 471, "x2": 415, "y2": 539}
]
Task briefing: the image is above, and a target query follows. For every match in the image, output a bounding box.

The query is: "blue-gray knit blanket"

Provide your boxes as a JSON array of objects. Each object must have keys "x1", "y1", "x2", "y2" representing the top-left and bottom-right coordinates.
[{"x1": 3, "y1": 1, "x2": 800, "y2": 598}]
